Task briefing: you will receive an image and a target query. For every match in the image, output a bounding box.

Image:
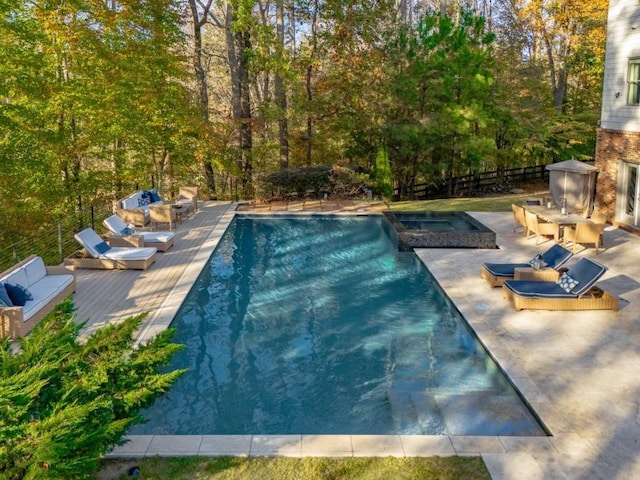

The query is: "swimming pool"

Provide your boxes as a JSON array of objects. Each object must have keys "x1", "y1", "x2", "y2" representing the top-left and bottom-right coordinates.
[{"x1": 131, "y1": 214, "x2": 544, "y2": 436}]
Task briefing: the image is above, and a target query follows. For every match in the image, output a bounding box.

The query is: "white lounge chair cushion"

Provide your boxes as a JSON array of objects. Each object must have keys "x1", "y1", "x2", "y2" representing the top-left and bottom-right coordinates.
[
  {"x1": 101, "y1": 247, "x2": 157, "y2": 261},
  {"x1": 75, "y1": 228, "x2": 157, "y2": 260},
  {"x1": 103, "y1": 215, "x2": 175, "y2": 243},
  {"x1": 136, "y1": 232, "x2": 175, "y2": 243}
]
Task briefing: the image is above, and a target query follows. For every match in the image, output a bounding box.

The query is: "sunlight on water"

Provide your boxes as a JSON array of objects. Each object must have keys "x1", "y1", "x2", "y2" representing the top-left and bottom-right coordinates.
[{"x1": 131, "y1": 215, "x2": 545, "y2": 436}]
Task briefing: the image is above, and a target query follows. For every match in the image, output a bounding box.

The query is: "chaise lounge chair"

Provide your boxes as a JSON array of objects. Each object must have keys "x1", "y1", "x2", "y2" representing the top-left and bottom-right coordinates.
[
  {"x1": 502, "y1": 258, "x2": 618, "y2": 311},
  {"x1": 103, "y1": 215, "x2": 175, "y2": 252},
  {"x1": 481, "y1": 244, "x2": 573, "y2": 287},
  {"x1": 66, "y1": 228, "x2": 157, "y2": 270}
]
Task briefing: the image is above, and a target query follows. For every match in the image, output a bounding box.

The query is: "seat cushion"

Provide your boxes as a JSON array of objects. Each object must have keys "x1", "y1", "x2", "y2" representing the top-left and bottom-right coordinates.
[
  {"x1": 22, "y1": 256, "x2": 48, "y2": 286},
  {"x1": 102, "y1": 247, "x2": 157, "y2": 261},
  {"x1": 503, "y1": 280, "x2": 576, "y2": 299},
  {"x1": 483, "y1": 263, "x2": 530, "y2": 278},
  {"x1": 566, "y1": 258, "x2": 607, "y2": 295},
  {"x1": 139, "y1": 232, "x2": 175, "y2": 243},
  {"x1": 541, "y1": 244, "x2": 572, "y2": 269},
  {"x1": 0, "y1": 267, "x2": 28, "y2": 290},
  {"x1": 24, "y1": 275, "x2": 75, "y2": 320}
]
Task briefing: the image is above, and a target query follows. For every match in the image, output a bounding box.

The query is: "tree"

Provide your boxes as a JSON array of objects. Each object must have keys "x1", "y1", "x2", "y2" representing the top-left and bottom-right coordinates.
[{"x1": 0, "y1": 299, "x2": 185, "y2": 479}]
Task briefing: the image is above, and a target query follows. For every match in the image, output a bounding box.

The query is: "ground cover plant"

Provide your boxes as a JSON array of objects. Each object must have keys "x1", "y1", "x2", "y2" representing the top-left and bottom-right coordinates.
[
  {"x1": 98, "y1": 456, "x2": 490, "y2": 480},
  {"x1": 0, "y1": 299, "x2": 185, "y2": 479}
]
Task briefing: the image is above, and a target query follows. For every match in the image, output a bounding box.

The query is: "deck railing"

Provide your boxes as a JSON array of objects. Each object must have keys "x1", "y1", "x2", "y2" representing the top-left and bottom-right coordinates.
[{"x1": 0, "y1": 203, "x2": 115, "y2": 273}]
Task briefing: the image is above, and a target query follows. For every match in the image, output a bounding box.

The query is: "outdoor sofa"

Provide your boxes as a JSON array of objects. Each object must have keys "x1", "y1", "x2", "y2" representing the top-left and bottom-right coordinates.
[
  {"x1": 481, "y1": 244, "x2": 573, "y2": 287},
  {"x1": 115, "y1": 189, "x2": 164, "y2": 227},
  {"x1": 66, "y1": 228, "x2": 157, "y2": 270},
  {"x1": 502, "y1": 257, "x2": 618, "y2": 311},
  {"x1": 0, "y1": 255, "x2": 76, "y2": 339}
]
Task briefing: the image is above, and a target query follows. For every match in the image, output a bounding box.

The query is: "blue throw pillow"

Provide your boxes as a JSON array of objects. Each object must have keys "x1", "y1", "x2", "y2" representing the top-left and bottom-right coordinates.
[
  {"x1": 0, "y1": 283, "x2": 13, "y2": 307},
  {"x1": 121, "y1": 227, "x2": 133, "y2": 235},
  {"x1": 5, "y1": 283, "x2": 33, "y2": 307},
  {"x1": 148, "y1": 189, "x2": 162, "y2": 203},
  {"x1": 95, "y1": 241, "x2": 111, "y2": 254}
]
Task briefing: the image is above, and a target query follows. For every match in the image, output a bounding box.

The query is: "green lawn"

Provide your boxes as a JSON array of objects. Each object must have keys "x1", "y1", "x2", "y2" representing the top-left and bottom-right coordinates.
[
  {"x1": 389, "y1": 190, "x2": 547, "y2": 212},
  {"x1": 99, "y1": 456, "x2": 491, "y2": 480}
]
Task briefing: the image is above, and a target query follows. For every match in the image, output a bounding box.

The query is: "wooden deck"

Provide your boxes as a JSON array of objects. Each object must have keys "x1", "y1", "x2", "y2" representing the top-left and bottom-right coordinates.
[
  {"x1": 73, "y1": 201, "x2": 236, "y2": 339},
  {"x1": 72, "y1": 199, "x2": 388, "y2": 341}
]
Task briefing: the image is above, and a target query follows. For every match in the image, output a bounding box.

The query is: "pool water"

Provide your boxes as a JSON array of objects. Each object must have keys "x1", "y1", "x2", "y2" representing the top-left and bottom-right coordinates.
[{"x1": 131, "y1": 215, "x2": 545, "y2": 436}]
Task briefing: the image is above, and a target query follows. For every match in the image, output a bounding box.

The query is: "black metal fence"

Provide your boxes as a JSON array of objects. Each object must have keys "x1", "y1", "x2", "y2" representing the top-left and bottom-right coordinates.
[
  {"x1": 394, "y1": 165, "x2": 550, "y2": 200},
  {"x1": 0, "y1": 203, "x2": 115, "y2": 273}
]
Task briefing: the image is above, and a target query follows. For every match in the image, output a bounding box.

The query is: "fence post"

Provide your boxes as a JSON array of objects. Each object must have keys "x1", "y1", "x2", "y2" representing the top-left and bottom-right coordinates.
[
  {"x1": 12, "y1": 246, "x2": 17, "y2": 264},
  {"x1": 58, "y1": 222, "x2": 63, "y2": 264},
  {"x1": 90, "y1": 205, "x2": 95, "y2": 231}
]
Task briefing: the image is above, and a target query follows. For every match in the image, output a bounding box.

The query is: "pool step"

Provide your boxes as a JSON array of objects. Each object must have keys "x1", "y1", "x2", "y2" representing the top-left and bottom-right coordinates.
[{"x1": 387, "y1": 381, "x2": 447, "y2": 435}]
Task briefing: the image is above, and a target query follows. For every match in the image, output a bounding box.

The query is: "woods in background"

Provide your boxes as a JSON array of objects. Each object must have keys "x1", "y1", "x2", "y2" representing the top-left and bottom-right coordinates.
[{"x1": 0, "y1": 0, "x2": 607, "y2": 243}]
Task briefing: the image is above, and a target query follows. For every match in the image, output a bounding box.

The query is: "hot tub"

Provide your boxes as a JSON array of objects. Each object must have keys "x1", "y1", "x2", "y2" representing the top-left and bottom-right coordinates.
[{"x1": 383, "y1": 211, "x2": 497, "y2": 251}]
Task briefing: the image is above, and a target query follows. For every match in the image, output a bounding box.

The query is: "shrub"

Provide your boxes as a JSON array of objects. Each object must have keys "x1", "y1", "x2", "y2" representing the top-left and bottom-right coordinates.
[
  {"x1": 0, "y1": 299, "x2": 185, "y2": 479},
  {"x1": 255, "y1": 165, "x2": 371, "y2": 201}
]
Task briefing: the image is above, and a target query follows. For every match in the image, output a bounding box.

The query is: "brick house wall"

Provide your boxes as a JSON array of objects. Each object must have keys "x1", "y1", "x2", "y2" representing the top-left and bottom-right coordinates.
[{"x1": 595, "y1": 128, "x2": 640, "y2": 226}]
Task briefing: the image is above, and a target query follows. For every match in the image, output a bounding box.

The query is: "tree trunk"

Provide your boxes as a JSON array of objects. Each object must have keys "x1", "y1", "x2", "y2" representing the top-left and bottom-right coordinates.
[
  {"x1": 275, "y1": 0, "x2": 289, "y2": 170},
  {"x1": 188, "y1": 0, "x2": 217, "y2": 198},
  {"x1": 225, "y1": 4, "x2": 253, "y2": 194}
]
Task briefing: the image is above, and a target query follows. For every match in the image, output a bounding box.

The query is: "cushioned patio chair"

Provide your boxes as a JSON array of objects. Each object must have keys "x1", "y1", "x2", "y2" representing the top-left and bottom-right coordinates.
[
  {"x1": 481, "y1": 244, "x2": 573, "y2": 287},
  {"x1": 103, "y1": 215, "x2": 175, "y2": 252},
  {"x1": 525, "y1": 210, "x2": 560, "y2": 245},
  {"x1": 149, "y1": 204, "x2": 178, "y2": 230},
  {"x1": 66, "y1": 228, "x2": 157, "y2": 270},
  {"x1": 502, "y1": 258, "x2": 617, "y2": 311}
]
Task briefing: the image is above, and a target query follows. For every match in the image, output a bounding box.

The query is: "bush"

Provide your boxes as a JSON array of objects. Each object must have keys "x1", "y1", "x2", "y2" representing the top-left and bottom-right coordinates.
[
  {"x1": 255, "y1": 165, "x2": 371, "y2": 201},
  {"x1": 0, "y1": 299, "x2": 185, "y2": 479}
]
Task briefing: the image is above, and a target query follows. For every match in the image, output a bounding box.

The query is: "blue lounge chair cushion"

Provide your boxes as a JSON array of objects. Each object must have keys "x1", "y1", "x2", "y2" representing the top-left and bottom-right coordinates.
[
  {"x1": 503, "y1": 280, "x2": 576, "y2": 299},
  {"x1": 504, "y1": 258, "x2": 608, "y2": 299},
  {"x1": 483, "y1": 244, "x2": 572, "y2": 278},
  {"x1": 483, "y1": 263, "x2": 530, "y2": 278},
  {"x1": 540, "y1": 244, "x2": 572, "y2": 269},
  {"x1": 565, "y1": 258, "x2": 607, "y2": 296}
]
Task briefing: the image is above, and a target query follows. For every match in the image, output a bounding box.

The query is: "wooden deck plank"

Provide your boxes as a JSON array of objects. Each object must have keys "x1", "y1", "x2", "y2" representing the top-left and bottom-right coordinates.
[{"x1": 72, "y1": 202, "x2": 235, "y2": 338}]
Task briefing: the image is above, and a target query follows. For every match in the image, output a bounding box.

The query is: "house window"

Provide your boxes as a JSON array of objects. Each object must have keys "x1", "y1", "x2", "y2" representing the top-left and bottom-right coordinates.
[{"x1": 627, "y1": 58, "x2": 640, "y2": 104}]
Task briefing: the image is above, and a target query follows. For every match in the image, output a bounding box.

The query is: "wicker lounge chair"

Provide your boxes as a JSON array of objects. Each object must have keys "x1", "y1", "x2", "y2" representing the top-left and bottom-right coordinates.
[
  {"x1": 481, "y1": 244, "x2": 572, "y2": 287},
  {"x1": 502, "y1": 258, "x2": 618, "y2": 311},
  {"x1": 103, "y1": 215, "x2": 175, "y2": 252},
  {"x1": 66, "y1": 228, "x2": 157, "y2": 270}
]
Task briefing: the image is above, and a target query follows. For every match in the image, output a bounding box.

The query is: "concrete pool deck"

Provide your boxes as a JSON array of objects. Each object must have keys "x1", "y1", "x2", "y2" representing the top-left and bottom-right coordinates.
[{"x1": 88, "y1": 204, "x2": 640, "y2": 479}]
